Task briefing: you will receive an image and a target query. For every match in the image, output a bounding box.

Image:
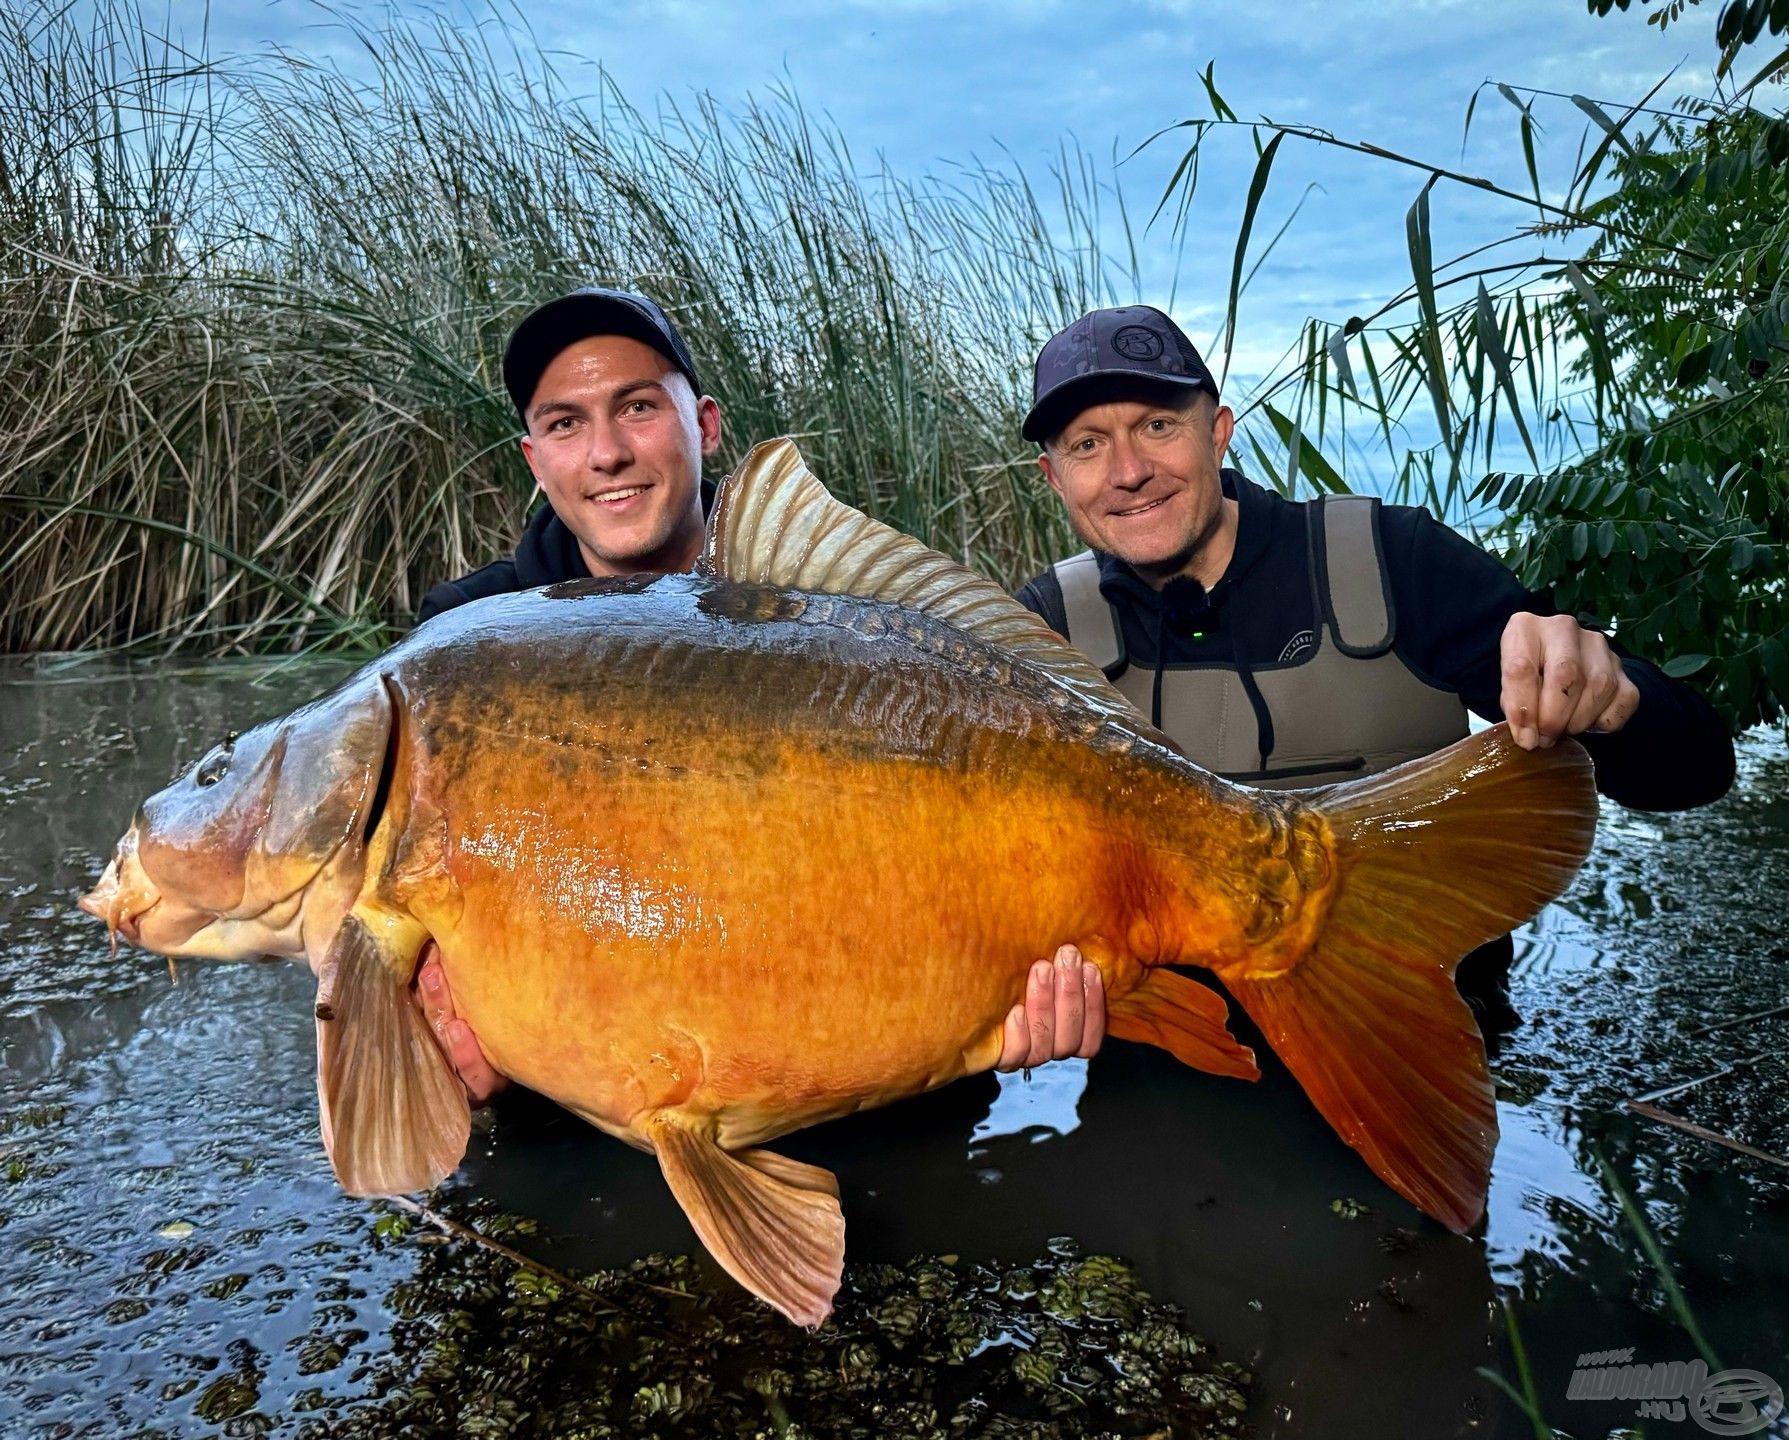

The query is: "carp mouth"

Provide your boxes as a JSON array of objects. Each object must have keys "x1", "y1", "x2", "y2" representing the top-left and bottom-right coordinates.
[
  {"x1": 79, "y1": 833, "x2": 170, "y2": 954},
  {"x1": 81, "y1": 834, "x2": 321, "y2": 960},
  {"x1": 79, "y1": 829, "x2": 251, "y2": 958}
]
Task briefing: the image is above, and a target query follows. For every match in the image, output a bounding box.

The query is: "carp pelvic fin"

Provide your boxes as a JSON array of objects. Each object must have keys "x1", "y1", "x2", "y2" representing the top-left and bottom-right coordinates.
[
  {"x1": 649, "y1": 1114, "x2": 844, "y2": 1328},
  {"x1": 1218, "y1": 725, "x2": 1595, "y2": 1232},
  {"x1": 314, "y1": 913, "x2": 470, "y2": 1197},
  {"x1": 705, "y1": 438, "x2": 1141, "y2": 720},
  {"x1": 1106, "y1": 970, "x2": 1259, "y2": 1080}
]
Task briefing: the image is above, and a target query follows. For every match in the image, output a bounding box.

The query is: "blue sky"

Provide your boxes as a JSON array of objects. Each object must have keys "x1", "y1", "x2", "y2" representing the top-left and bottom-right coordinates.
[{"x1": 187, "y1": 0, "x2": 1718, "y2": 419}]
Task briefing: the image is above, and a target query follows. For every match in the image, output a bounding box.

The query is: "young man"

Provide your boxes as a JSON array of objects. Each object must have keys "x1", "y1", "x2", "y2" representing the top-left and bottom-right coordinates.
[
  {"x1": 1011, "y1": 305, "x2": 1735, "y2": 1023},
  {"x1": 418, "y1": 288, "x2": 720, "y2": 620},
  {"x1": 415, "y1": 287, "x2": 1102, "y2": 1102}
]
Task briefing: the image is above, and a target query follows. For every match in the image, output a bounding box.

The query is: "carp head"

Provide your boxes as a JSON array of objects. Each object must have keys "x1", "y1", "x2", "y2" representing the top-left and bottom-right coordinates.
[{"x1": 80, "y1": 675, "x2": 398, "y2": 964}]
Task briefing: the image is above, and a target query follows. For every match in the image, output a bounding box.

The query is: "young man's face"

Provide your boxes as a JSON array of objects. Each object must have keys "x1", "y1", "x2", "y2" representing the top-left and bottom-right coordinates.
[
  {"x1": 519, "y1": 335, "x2": 722, "y2": 578},
  {"x1": 1038, "y1": 392, "x2": 1235, "y2": 586}
]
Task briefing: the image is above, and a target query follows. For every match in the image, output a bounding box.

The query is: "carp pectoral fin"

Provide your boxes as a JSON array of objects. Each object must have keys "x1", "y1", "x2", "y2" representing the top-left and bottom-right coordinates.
[
  {"x1": 649, "y1": 1115, "x2": 844, "y2": 1328},
  {"x1": 313, "y1": 913, "x2": 470, "y2": 1197},
  {"x1": 1107, "y1": 970, "x2": 1260, "y2": 1080}
]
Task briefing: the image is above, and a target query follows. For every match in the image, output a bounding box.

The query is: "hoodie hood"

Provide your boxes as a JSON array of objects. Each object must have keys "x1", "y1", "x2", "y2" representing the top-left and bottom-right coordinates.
[
  {"x1": 1090, "y1": 469, "x2": 1283, "y2": 767},
  {"x1": 513, "y1": 501, "x2": 592, "y2": 589},
  {"x1": 511, "y1": 478, "x2": 722, "y2": 589}
]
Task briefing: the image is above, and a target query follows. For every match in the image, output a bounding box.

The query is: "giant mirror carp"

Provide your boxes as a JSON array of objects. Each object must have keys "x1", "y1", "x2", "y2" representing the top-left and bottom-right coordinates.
[{"x1": 81, "y1": 438, "x2": 1596, "y2": 1325}]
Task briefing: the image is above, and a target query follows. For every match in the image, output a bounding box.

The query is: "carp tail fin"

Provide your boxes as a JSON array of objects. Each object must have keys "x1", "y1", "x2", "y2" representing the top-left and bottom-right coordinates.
[
  {"x1": 315, "y1": 913, "x2": 470, "y2": 1197},
  {"x1": 650, "y1": 1115, "x2": 844, "y2": 1328},
  {"x1": 1222, "y1": 725, "x2": 1595, "y2": 1231}
]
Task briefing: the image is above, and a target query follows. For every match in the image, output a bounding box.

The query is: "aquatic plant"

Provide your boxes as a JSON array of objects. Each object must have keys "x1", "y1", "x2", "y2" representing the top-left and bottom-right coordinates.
[
  {"x1": 1, "y1": 0, "x2": 1142, "y2": 654},
  {"x1": 302, "y1": 1205, "x2": 1251, "y2": 1438}
]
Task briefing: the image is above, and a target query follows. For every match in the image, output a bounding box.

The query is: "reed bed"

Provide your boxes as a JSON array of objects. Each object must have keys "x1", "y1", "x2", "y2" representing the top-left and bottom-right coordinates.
[{"x1": 1, "y1": 2, "x2": 1135, "y2": 653}]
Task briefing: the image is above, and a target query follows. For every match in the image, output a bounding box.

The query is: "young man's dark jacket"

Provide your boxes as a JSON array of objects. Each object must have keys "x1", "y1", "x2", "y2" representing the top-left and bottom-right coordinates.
[
  {"x1": 417, "y1": 481, "x2": 718, "y2": 623},
  {"x1": 1015, "y1": 469, "x2": 1735, "y2": 814}
]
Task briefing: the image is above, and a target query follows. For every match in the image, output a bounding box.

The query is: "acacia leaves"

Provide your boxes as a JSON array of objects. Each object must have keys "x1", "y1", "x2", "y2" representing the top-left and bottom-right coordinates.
[
  {"x1": 1149, "y1": 13, "x2": 1787, "y2": 735},
  {"x1": 1475, "y1": 447, "x2": 1785, "y2": 728},
  {"x1": 1497, "y1": 94, "x2": 1789, "y2": 731}
]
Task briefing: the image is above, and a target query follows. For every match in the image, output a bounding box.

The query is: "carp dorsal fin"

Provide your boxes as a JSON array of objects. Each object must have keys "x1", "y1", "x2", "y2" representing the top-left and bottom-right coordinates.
[{"x1": 703, "y1": 437, "x2": 1139, "y2": 718}]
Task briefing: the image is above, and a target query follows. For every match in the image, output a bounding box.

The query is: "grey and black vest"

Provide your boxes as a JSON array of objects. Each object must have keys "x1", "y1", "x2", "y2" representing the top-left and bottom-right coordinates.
[{"x1": 1051, "y1": 496, "x2": 1468, "y2": 790}]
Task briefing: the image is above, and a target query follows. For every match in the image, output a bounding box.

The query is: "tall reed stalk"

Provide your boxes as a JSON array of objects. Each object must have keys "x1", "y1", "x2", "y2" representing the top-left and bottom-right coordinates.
[{"x1": 1, "y1": 1, "x2": 1137, "y2": 653}]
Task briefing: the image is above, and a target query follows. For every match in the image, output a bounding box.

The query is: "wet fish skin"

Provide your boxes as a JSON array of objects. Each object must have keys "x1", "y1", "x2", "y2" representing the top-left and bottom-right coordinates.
[
  {"x1": 382, "y1": 576, "x2": 1273, "y2": 1150},
  {"x1": 79, "y1": 437, "x2": 1598, "y2": 1326}
]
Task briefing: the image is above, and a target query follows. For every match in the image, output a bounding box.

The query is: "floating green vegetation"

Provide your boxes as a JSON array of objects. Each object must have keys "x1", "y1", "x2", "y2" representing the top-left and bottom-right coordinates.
[{"x1": 289, "y1": 1203, "x2": 1250, "y2": 1438}]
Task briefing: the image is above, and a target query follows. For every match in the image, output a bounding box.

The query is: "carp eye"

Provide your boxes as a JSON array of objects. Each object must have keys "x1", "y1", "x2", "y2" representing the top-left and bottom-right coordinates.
[{"x1": 195, "y1": 732, "x2": 238, "y2": 788}]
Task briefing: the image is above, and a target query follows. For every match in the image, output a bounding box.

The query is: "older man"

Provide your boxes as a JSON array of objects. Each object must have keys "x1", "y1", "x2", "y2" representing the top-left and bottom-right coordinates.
[
  {"x1": 415, "y1": 287, "x2": 1102, "y2": 1101},
  {"x1": 1012, "y1": 305, "x2": 1735, "y2": 1023}
]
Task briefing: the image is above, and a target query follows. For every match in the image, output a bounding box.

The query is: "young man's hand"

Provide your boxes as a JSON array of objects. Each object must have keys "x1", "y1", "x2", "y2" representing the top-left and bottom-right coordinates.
[
  {"x1": 413, "y1": 939, "x2": 1109, "y2": 1102},
  {"x1": 412, "y1": 943, "x2": 509, "y2": 1107},
  {"x1": 1499, "y1": 612, "x2": 1641, "y2": 750},
  {"x1": 995, "y1": 943, "x2": 1106, "y2": 1071}
]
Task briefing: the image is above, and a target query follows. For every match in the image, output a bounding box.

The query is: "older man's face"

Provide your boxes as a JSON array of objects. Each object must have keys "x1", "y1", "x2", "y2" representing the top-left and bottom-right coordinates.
[
  {"x1": 1038, "y1": 394, "x2": 1235, "y2": 585},
  {"x1": 520, "y1": 335, "x2": 721, "y2": 578}
]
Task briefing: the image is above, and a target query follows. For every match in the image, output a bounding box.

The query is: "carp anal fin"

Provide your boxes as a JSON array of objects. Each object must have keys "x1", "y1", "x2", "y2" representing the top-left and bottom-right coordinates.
[
  {"x1": 649, "y1": 1113, "x2": 844, "y2": 1328},
  {"x1": 314, "y1": 912, "x2": 470, "y2": 1197},
  {"x1": 1106, "y1": 969, "x2": 1260, "y2": 1080},
  {"x1": 704, "y1": 438, "x2": 1140, "y2": 721}
]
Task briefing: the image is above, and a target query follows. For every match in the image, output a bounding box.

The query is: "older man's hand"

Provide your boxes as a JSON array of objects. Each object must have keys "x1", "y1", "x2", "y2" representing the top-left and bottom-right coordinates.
[
  {"x1": 996, "y1": 943, "x2": 1106, "y2": 1071},
  {"x1": 413, "y1": 944, "x2": 509, "y2": 1107},
  {"x1": 1499, "y1": 612, "x2": 1641, "y2": 751}
]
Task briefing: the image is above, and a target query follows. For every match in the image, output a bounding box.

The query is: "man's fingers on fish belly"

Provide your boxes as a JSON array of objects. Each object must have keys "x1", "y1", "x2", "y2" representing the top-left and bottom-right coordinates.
[
  {"x1": 1026, "y1": 958, "x2": 1055, "y2": 1067},
  {"x1": 410, "y1": 946, "x2": 506, "y2": 1104},
  {"x1": 447, "y1": 1024, "x2": 507, "y2": 1107},
  {"x1": 1498, "y1": 616, "x2": 1544, "y2": 749},
  {"x1": 1051, "y1": 945, "x2": 1085, "y2": 1060},
  {"x1": 995, "y1": 1003, "x2": 1030, "y2": 1072},
  {"x1": 1077, "y1": 960, "x2": 1105, "y2": 1060},
  {"x1": 413, "y1": 945, "x2": 453, "y2": 1028}
]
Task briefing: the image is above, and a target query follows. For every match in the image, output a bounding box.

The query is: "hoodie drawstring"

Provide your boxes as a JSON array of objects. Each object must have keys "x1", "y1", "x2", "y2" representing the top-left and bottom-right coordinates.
[
  {"x1": 1150, "y1": 585, "x2": 1273, "y2": 772},
  {"x1": 1231, "y1": 621, "x2": 1275, "y2": 771},
  {"x1": 1151, "y1": 607, "x2": 1169, "y2": 730}
]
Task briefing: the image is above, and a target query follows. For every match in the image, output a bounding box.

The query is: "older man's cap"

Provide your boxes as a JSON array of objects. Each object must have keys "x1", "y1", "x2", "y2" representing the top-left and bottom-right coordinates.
[
  {"x1": 502, "y1": 287, "x2": 700, "y2": 420},
  {"x1": 1022, "y1": 305, "x2": 1218, "y2": 444}
]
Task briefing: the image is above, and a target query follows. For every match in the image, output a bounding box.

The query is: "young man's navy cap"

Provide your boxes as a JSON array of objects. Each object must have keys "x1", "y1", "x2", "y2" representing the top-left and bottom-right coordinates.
[
  {"x1": 1022, "y1": 305, "x2": 1218, "y2": 444},
  {"x1": 502, "y1": 287, "x2": 701, "y2": 421}
]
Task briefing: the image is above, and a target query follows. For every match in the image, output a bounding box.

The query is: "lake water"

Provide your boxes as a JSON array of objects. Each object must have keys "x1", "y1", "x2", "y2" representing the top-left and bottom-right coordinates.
[{"x1": 2, "y1": 656, "x2": 1784, "y2": 1438}]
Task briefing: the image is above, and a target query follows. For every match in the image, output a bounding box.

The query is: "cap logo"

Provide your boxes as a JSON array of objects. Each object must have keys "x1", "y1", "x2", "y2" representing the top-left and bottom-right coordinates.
[{"x1": 1112, "y1": 325, "x2": 1165, "y2": 362}]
